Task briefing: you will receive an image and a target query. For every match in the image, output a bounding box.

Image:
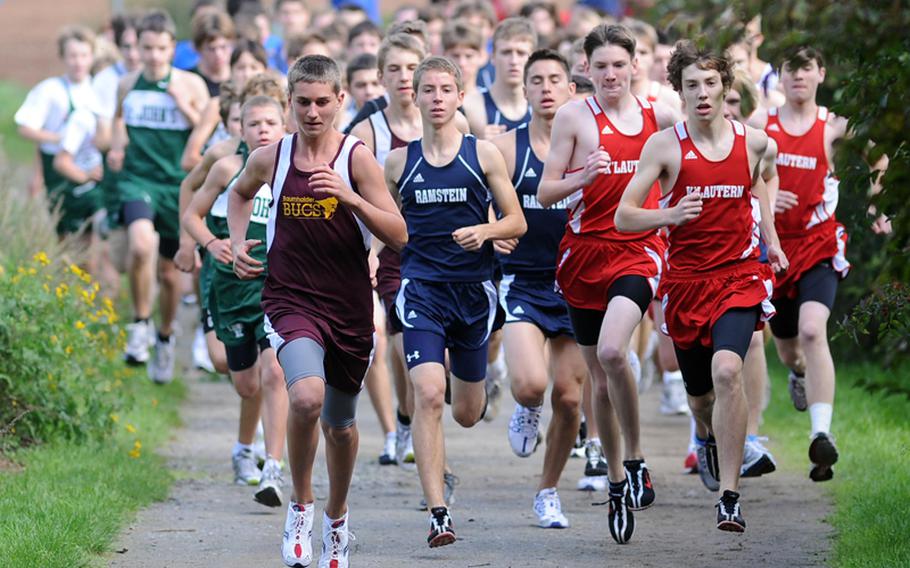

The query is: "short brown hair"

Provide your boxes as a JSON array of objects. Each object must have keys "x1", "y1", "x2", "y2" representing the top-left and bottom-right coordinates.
[
  {"x1": 242, "y1": 72, "x2": 288, "y2": 111},
  {"x1": 138, "y1": 10, "x2": 177, "y2": 40},
  {"x1": 57, "y1": 25, "x2": 95, "y2": 58},
  {"x1": 623, "y1": 18, "x2": 657, "y2": 51},
  {"x1": 782, "y1": 46, "x2": 825, "y2": 72},
  {"x1": 524, "y1": 48, "x2": 570, "y2": 84},
  {"x1": 192, "y1": 10, "x2": 236, "y2": 49},
  {"x1": 241, "y1": 95, "x2": 286, "y2": 125},
  {"x1": 288, "y1": 54, "x2": 342, "y2": 94},
  {"x1": 377, "y1": 33, "x2": 426, "y2": 74},
  {"x1": 667, "y1": 40, "x2": 734, "y2": 93},
  {"x1": 387, "y1": 19, "x2": 429, "y2": 50},
  {"x1": 442, "y1": 20, "x2": 484, "y2": 53},
  {"x1": 493, "y1": 17, "x2": 538, "y2": 51},
  {"x1": 285, "y1": 32, "x2": 328, "y2": 61},
  {"x1": 413, "y1": 55, "x2": 463, "y2": 92},
  {"x1": 453, "y1": 0, "x2": 497, "y2": 27},
  {"x1": 583, "y1": 24, "x2": 635, "y2": 60}
]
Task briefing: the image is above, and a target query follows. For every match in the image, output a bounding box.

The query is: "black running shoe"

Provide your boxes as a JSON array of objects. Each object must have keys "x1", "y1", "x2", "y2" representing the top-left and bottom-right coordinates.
[
  {"x1": 808, "y1": 432, "x2": 839, "y2": 482},
  {"x1": 623, "y1": 459, "x2": 655, "y2": 510},
  {"x1": 696, "y1": 435, "x2": 720, "y2": 491},
  {"x1": 716, "y1": 490, "x2": 746, "y2": 532},
  {"x1": 584, "y1": 440, "x2": 609, "y2": 477},
  {"x1": 607, "y1": 480, "x2": 635, "y2": 544},
  {"x1": 427, "y1": 507, "x2": 456, "y2": 548}
]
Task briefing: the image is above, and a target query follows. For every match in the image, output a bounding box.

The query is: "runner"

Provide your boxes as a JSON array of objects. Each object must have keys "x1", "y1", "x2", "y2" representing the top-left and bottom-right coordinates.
[
  {"x1": 463, "y1": 17, "x2": 535, "y2": 139},
  {"x1": 624, "y1": 19, "x2": 680, "y2": 110},
  {"x1": 340, "y1": 53, "x2": 383, "y2": 132},
  {"x1": 188, "y1": 9, "x2": 235, "y2": 97},
  {"x1": 749, "y1": 46, "x2": 889, "y2": 482},
  {"x1": 614, "y1": 41, "x2": 787, "y2": 532},
  {"x1": 15, "y1": 26, "x2": 106, "y2": 239},
  {"x1": 491, "y1": 49, "x2": 589, "y2": 529},
  {"x1": 351, "y1": 33, "x2": 427, "y2": 468},
  {"x1": 109, "y1": 10, "x2": 210, "y2": 381},
  {"x1": 182, "y1": 95, "x2": 289, "y2": 503},
  {"x1": 538, "y1": 23, "x2": 678, "y2": 544},
  {"x1": 227, "y1": 55, "x2": 407, "y2": 568},
  {"x1": 384, "y1": 56, "x2": 526, "y2": 547}
]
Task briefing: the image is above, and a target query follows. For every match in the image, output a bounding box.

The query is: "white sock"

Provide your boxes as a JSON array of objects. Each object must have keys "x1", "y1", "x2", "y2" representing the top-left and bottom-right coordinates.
[
  {"x1": 232, "y1": 441, "x2": 253, "y2": 457},
  {"x1": 663, "y1": 370, "x2": 683, "y2": 384},
  {"x1": 688, "y1": 415, "x2": 698, "y2": 452},
  {"x1": 809, "y1": 403, "x2": 833, "y2": 436}
]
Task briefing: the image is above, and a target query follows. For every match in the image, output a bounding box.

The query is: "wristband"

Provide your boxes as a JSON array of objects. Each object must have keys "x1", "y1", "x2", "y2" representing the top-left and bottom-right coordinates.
[{"x1": 204, "y1": 237, "x2": 217, "y2": 250}]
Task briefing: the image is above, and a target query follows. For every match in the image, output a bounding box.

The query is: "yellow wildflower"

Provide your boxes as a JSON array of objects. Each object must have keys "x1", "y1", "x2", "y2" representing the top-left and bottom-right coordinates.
[
  {"x1": 75, "y1": 320, "x2": 86, "y2": 330},
  {"x1": 128, "y1": 448, "x2": 141, "y2": 459},
  {"x1": 65, "y1": 345, "x2": 73, "y2": 354},
  {"x1": 43, "y1": 283, "x2": 50, "y2": 293},
  {"x1": 0, "y1": 265, "x2": 5, "y2": 277},
  {"x1": 33, "y1": 251, "x2": 50, "y2": 266},
  {"x1": 125, "y1": 423, "x2": 137, "y2": 433},
  {"x1": 133, "y1": 440, "x2": 142, "y2": 450},
  {"x1": 110, "y1": 413, "x2": 120, "y2": 423},
  {"x1": 27, "y1": 267, "x2": 37, "y2": 276},
  {"x1": 50, "y1": 335, "x2": 58, "y2": 344}
]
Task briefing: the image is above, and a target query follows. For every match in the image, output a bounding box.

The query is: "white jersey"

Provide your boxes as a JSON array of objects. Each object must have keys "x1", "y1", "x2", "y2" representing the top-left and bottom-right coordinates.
[
  {"x1": 59, "y1": 108, "x2": 102, "y2": 172},
  {"x1": 92, "y1": 62, "x2": 128, "y2": 120},
  {"x1": 15, "y1": 76, "x2": 101, "y2": 155}
]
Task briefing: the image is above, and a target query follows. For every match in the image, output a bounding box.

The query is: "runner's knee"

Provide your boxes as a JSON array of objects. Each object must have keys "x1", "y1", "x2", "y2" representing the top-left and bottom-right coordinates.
[
  {"x1": 232, "y1": 367, "x2": 261, "y2": 399},
  {"x1": 551, "y1": 382, "x2": 582, "y2": 417},
  {"x1": 414, "y1": 377, "x2": 446, "y2": 414},
  {"x1": 596, "y1": 343, "x2": 627, "y2": 374},
  {"x1": 452, "y1": 401, "x2": 482, "y2": 428},
  {"x1": 798, "y1": 319, "x2": 825, "y2": 345},
  {"x1": 711, "y1": 354, "x2": 743, "y2": 393},
  {"x1": 288, "y1": 384, "x2": 323, "y2": 421}
]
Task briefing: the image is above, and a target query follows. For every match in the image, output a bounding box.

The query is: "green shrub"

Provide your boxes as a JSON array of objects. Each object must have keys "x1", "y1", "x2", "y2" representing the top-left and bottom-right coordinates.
[{"x1": 0, "y1": 253, "x2": 132, "y2": 449}]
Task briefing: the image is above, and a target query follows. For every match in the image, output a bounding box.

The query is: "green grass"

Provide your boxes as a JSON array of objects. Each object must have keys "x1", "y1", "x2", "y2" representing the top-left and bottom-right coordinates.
[
  {"x1": 0, "y1": 81, "x2": 34, "y2": 166},
  {"x1": 763, "y1": 356, "x2": 910, "y2": 568},
  {"x1": 0, "y1": 375, "x2": 185, "y2": 567}
]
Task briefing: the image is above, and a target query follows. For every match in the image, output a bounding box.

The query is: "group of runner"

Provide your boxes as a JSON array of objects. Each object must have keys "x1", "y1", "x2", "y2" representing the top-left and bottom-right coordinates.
[{"x1": 16, "y1": 1, "x2": 892, "y2": 566}]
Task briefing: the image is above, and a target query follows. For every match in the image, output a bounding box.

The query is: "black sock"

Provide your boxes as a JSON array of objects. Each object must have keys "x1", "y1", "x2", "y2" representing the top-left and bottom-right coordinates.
[
  {"x1": 791, "y1": 368, "x2": 805, "y2": 378},
  {"x1": 430, "y1": 506, "x2": 447, "y2": 518},
  {"x1": 609, "y1": 479, "x2": 627, "y2": 496},
  {"x1": 135, "y1": 317, "x2": 149, "y2": 324},
  {"x1": 397, "y1": 409, "x2": 411, "y2": 426},
  {"x1": 158, "y1": 332, "x2": 170, "y2": 342}
]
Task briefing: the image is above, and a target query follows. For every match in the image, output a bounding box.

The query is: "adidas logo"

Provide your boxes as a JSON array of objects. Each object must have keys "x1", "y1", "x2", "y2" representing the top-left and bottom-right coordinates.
[
  {"x1": 601, "y1": 125, "x2": 613, "y2": 135},
  {"x1": 768, "y1": 124, "x2": 780, "y2": 131},
  {"x1": 413, "y1": 173, "x2": 425, "y2": 183},
  {"x1": 407, "y1": 310, "x2": 418, "y2": 320},
  {"x1": 512, "y1": 306, "x2": 525, "y2": 315},
  {"x1": 524, "y1": 168, "x2": 537, "y2": 178},
  {"x1": 684, "y1": 150, "x2": 698, "y2": 160}
]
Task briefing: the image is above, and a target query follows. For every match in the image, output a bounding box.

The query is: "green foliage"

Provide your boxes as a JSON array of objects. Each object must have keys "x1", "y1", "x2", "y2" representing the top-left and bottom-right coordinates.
[
  {"x1": 763, "y1": 357, "x2": 910, "y2": 567},
  {"x1": 0, "y1": 161, "x2": 133, "y2": 449},
  {"x1": 651, "y1": 0, "x2": 910, "y2": 371},
  {"x1": 0, "y1": 375, "x2": 183, "y2": 567},
  {"x1": 0, "y1": 81, "x2": 36, "y2": 166}
]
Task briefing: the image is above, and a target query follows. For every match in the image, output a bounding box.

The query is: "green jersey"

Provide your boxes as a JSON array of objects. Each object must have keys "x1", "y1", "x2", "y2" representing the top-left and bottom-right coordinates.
[{"x1": 121, "y1": 72, "x2": 191, "y2": 186}]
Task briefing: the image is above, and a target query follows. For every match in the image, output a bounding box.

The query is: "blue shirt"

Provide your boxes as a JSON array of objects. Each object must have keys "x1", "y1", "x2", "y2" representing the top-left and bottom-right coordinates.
[
  {"x1": 399, "y1": 135, "x2": 493, "y2": 282},
  {"x1": 499, "y1": 123, "x2": 568, "y2": 277},
  {"x1": 482, "y1": 89, "x2": 531, "y2": 131}
]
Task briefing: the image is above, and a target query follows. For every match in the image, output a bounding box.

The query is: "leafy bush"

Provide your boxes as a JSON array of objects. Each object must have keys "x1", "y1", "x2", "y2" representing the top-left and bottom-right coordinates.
[
  {"x1": 0, "y1": 253, "x2": 131, "y2": 448},
  {"x1": 0, "y1": 161, "x2": 134, "y2": 449}
]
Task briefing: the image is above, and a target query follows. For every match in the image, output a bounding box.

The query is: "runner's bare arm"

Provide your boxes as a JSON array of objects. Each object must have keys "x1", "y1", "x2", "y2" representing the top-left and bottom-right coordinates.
[
  {"x1": 653, "y1": 101, "x2": 682, "y2": 129},
  {"x1": 53, "y1": 151, "x2": 102, "y2": 185},
  {"x1": 451, "y1": 139, "x2": 526, "y2": 251},
  {"x1": 454, "y1": 111, "x2": 471, "y2": 134},
  {"x1": 184, "y1": 156, "x2": 239, "y2": 266},
  {"x1": 169, "y1": 71, "x2": 209, "y2": 127},
  {"x1": 350, "y1": 119, "x2": 375, "y2": 154},
  {"x1": 107, "y1": 72, "x2": 140, "y2": 171},
  {"x1": 462, "y1": 91, "x2": 488, "y2": 138},
  {"x1": 228, "y1": 144, "x2": 277, "y2": 278},
  {"x1": 615, "y1": 131, "x2": 689, "y2": 231},
  {"x1": 312, "y1": 143, "x2": 408, "y2": 251},
  {"x1": 373, "y1": 147, "x2": 408, "y2": 257},
  {"x1": 748, "y1": 128, "x2": 788, "y2": 272},
  {"x1": 181, "y1": 99, "x2": 221, "y2": 171},
  {"x1": 761, "y1": 137, "x2": 780, "y2": 214},
  {"x1": 538, "y1": 103, "x2": 587, "y2": 207}
]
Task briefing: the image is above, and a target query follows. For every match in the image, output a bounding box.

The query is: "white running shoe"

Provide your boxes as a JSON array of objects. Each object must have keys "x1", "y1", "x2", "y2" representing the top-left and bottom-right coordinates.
[
  {"x1": 318, "y1": 511, "x2": 353, "y2": 568},
  {"x1": 394, "y1": 423, "x2": 415, "y2": 469},
  {"x1": 148, "y1": 334, "x2": 176, "y2": 384},
  {"x1": 255, "y1": 458, "x2": 284, "y2": 507},
  {"x1": 124, "y1": 320, "x2": 151, "y2": 365},
  {"x1": 283, "y1": 501, "x2": 314, "y2": 567},
  {"x1": 508, "y1": 403, "x2": 542, "y2": 457},
  {"x1": 232, "y1": 447, "x2": 261, "y2": 486},
  {"x1": 379, "y1": 431, "x2": 397, "y2": 465},
  {"x1": 192, "y1": 325, "x2": 215, "y2": 373},
  {"x1": 534, "y1": 487, "x2": 569, "y2": 528},
  {"x1": 576, "y1": 475, "x2": 607, "y2": 492},
  {"x1": 659, "y1": 372, "x2": 690, "y2": 415},
  {"x1": 741, "y1": 436, "x2": 777, "y2": 478}
]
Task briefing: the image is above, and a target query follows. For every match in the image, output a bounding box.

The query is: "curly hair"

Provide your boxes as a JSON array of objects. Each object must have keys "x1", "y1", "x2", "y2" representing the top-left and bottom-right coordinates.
[{"x1": 667, "y1": 40, "x2": 733, "y2": 93}]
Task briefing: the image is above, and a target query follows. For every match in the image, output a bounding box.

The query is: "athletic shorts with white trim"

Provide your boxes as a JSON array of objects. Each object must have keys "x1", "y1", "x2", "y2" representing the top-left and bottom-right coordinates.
[
  {"x1": 394, "y1": 278, "x2": 502, "y2": 382},
  {"x1": 500, "y1": 274, "x2": 574, "y2": 339}
]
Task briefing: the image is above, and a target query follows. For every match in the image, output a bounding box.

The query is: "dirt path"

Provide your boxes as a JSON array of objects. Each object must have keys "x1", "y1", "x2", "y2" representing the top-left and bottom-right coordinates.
[{"x1": 109, "y1": 308, "x2": 832, "y2": 567}]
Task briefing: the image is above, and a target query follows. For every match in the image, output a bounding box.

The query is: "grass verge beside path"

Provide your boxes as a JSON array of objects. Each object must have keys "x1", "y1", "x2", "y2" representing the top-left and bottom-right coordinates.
[
  {"x1": 763, "y1": 358, "x2": 910, "y2": 568},
  {"x1": 0, "y1": 81, "x2": 33, "y2": 166},
  {"x1": 0, "y1": 375, "x2": 184, "y2": 567}
]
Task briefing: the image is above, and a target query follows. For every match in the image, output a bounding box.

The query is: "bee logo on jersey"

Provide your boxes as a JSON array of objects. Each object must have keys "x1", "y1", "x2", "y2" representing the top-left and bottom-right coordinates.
[{"x1": 281, "y1": 196, "x2": 339, "y2": 220}]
